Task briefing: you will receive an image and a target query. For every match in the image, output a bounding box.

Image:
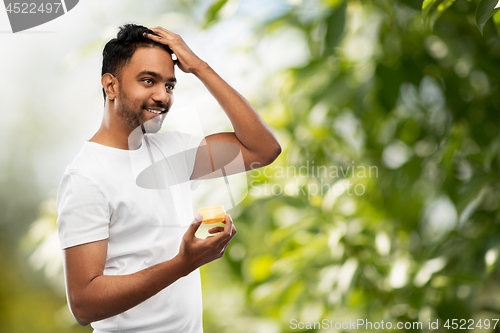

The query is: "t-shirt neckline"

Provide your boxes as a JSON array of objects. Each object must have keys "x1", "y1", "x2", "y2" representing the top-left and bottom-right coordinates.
[{"x1": 85, "y1": 138, "x2": 147, "y2": 156}]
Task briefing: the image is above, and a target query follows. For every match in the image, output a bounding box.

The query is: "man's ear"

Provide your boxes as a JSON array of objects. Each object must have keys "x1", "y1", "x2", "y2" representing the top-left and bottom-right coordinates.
[{"x1": 101, "y1": 73, "x2": 118, "y2": 101}]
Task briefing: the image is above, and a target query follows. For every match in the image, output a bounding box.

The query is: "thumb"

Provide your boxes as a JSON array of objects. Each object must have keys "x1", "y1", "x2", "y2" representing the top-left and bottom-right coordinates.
[{"x1": 185, "y1": 212, "x2": 203, "y2": 237}]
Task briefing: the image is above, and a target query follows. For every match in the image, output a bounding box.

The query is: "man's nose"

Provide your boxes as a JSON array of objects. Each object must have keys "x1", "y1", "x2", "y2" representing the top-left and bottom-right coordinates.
[{"x1": 152, "y1": 85, "x2": 169, "y2": 104}]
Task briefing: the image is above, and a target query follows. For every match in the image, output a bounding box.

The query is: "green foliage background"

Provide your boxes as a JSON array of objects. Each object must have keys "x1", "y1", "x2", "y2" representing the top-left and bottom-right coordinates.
[
  {"x1": 200, "y1": 0, "x2": 500, "y2": 332},
  {"x1": 2, "y1": 0, "x2": 500, "y2": 332}
]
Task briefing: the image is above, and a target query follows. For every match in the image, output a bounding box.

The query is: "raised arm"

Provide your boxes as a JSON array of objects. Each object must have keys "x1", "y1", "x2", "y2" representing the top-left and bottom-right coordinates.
[
  {"x1": 144, "y1": 28, "x2": 282, "y2": 178},
  {"x1": 64, "y1": 215, "x2": 236, "y2": 326}
]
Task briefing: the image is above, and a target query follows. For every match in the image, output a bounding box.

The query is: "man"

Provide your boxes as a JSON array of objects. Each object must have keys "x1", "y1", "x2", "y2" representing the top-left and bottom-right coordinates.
[{"x1": 57, "y1": 24, "x2": 281, "y2": 332}]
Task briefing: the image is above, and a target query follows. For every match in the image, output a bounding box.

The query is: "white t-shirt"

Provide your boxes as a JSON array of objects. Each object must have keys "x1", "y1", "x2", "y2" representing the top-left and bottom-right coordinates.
[{"x1": 56, "y1": 130, "x2": 204, "y2": 333}]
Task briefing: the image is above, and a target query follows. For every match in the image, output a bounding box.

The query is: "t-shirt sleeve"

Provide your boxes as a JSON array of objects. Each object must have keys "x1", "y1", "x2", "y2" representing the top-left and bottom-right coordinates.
[{"x1": 56, "y1": 169, "x2": 110, "y2": 249}]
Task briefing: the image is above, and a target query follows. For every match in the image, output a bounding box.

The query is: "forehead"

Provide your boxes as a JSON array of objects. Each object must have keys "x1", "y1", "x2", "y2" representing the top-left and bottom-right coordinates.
[{"x1": 122, "y1": 46, "x2": 175, "y2": 78}]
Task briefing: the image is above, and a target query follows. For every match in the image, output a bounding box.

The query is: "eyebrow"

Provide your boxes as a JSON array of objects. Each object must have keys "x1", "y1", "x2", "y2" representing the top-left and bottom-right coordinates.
[{"x1": 136, "y1": 70, "x2": 176, "y2": 83}]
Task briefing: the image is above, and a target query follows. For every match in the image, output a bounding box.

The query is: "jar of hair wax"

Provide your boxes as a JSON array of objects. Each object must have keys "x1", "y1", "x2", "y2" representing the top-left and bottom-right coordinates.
[{"x1": 198, "y1": 205, "x2": 226, "y2": 224}]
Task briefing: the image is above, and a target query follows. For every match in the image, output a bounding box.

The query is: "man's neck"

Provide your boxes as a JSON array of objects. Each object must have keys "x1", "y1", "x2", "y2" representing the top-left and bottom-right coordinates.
[{"x1": 90, "y1": 103, "x2": 142, "y2": 150}]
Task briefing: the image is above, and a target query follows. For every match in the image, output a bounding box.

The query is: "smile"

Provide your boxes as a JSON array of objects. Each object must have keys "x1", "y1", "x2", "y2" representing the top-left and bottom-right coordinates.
[{"x1": 146, "y1": 109, "x2": 164, "y2": 114}]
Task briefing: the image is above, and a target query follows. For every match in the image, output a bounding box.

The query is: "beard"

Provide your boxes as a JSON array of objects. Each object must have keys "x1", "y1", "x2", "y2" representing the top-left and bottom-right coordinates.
[{"x1": 116, "y1": 87, "x2": 168, "y2": 134}]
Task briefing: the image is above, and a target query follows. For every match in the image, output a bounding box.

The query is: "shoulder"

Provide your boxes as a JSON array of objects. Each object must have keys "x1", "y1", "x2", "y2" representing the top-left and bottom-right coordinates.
[
  {"x1": 58, "y1": 143, "x2": 112, "y2": 196},
  {"x1": 65, "y1": 141, "x2": 126, "y2": 179},
  {"x1": 58, "y1": 166, "x2": 107, "y2": 199},
  {"x1": 67, "y1": 142, "x2": 106, "y2": 170}
]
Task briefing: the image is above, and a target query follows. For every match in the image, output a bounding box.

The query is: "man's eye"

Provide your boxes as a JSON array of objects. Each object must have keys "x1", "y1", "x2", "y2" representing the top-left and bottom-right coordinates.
[
  {"x1": 143, "y1": 79, "x2": 153, "y2": 84},
  {"x1": 166, "y1": 85, "x2": 175, "y2": 91}
]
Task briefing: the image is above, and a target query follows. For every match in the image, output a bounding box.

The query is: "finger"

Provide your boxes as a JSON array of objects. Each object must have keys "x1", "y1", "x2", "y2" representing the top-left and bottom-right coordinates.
[
  {"x1": 153, "y1": 26, "x2": 172, "y2": 34},
  {"x1": 185, "y1": 221, "x2": 201, "y2": 239},
  {"x1": 223, "y1": 214, "x2": 234, "y2": 236},
  {"x1": 208, "y1": 226, "x2": 225, "y2": 234},
  {"x1": 145, "y1": 29, "x2": 162, "y2": 38},
  {"x1": 184, "y1": 213, "x2": 203, "y2": 238},
  {"x1": 151, "y1": 26, "x2": 167, "y2": 32},
  {"x1": 143, "y1": 31, "x2": 178, "y2": 59},
  {"x1": 144, "y1": 32, "x2": 162, "y2": 40},
  {"x1": 225, "y1": 224, "x2": 237, "y2": 244},
  {"x1": 226, "y1": 222, "x2": 237, "y2": 242},
  {"x1": 212, "y1": 215, "x2": 232, "y2": 245},
  {"x1": 231, "y1": 223, "x2": 237, "y2": 237},
  {"x1": 143, "y1": 29, "x2": 170, "y2": 41},
  {"x1": 149, "y1": 27, "x2": 175, "y2": 38}
]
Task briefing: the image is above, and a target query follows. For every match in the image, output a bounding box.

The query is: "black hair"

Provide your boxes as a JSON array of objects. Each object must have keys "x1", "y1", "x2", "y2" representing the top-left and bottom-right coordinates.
[{"x1": 101, "y1": 24, "x2": 173, "y2": 101}]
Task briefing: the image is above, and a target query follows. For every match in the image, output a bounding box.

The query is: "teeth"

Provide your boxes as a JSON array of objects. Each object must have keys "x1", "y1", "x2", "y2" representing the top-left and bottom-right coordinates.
[{"x1": 147, "y1": 109, "x2": 162, "y2": 114}]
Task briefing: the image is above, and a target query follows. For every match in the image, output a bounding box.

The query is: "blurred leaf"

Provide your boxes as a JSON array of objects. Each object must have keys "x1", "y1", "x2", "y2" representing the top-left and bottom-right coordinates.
[
  {"x1": 422, "y1": 0, "x2": 442, "y2": 27},
  {"x1": 203, "y1": 0, "x2": 229, "y2": 28},
  {"x1": 422, "y1": 0, "x2": 457, "y2": 29},
  {"x1": 476, "y1": 0, "x2": 500, "y2": 35},
  {"x1": 495, "y1": 11, "x2": 500, "y2": 37},
  {"x1": 422, "y1": 0, "x2": 439, "y2": 16},
  {"x1": 435, "y1": 0, "x2": 458, "y2": 20},
  {"x1": 437, "y1": 0, "x2": 457, "y2": 12},
  {"x1": 323, "y1": 0, "x2": 345, "y2": 8},
  {"x1": 247, "y1": 255, "x2": 275, "y2": 283},
  {"x1": 324, "y1": 0, "x2": 347, "y2": 54},
  {"x1": 375, "y1": 64, "x2": 404, "y2": 112}
]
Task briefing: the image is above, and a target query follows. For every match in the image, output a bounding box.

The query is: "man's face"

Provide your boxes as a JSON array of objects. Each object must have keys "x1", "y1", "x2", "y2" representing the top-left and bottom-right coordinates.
[{"x1": 114, "y1": 46, "x2": 176, "y2": 134}]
